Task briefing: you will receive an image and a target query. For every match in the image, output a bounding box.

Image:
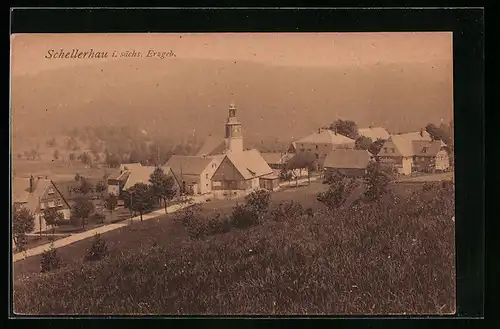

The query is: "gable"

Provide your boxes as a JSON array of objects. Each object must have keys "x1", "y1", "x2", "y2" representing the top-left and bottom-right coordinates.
[
  {"x1": 212, "y1": 156, "x2": 246, "y2": 181},
  {"x1": 378, "y1": 140, "x2": 402, "y2": 157}
]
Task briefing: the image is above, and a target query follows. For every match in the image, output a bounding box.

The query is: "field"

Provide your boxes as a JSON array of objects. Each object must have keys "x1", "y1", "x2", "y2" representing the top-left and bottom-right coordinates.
[{"x1": 12, "y1": 180, "x2": 454, "y2": 315}]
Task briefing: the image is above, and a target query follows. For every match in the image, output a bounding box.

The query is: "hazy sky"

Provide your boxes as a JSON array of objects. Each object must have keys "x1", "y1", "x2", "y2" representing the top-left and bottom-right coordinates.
[{"x1": 11, "y1": 32, "x2": 452, "y2": 76}]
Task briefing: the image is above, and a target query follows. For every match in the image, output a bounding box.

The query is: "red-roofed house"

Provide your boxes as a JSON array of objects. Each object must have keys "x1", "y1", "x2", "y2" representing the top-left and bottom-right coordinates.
[{"x1": 12, "y1": 176, "x2": 72, "y2": 233}]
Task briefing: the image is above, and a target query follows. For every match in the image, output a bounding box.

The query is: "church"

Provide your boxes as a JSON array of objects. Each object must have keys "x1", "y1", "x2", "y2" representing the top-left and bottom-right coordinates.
[{"x1": 196, "y1": 104, "x2": 280, "y2": 197}]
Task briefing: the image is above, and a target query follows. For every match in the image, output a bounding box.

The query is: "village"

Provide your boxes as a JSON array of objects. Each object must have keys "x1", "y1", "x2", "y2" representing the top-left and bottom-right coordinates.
[{"x1": 12, "y1": 103, "x2": 453, "y2": 257}]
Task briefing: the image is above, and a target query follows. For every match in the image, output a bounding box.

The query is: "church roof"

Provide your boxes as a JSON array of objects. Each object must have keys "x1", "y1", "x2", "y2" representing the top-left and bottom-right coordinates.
[
  {"x1": 196, "y1": 135, "x2": 226, "y2": 157},
  {"x1": 226, "y1": 149, "x2": 274, "y2": 180}
]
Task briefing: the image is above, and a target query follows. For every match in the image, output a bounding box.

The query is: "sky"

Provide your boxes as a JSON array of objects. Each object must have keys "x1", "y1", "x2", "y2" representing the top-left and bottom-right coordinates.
[{"x1": 10, "y1": 32, "x2": 453, "y2": 76}]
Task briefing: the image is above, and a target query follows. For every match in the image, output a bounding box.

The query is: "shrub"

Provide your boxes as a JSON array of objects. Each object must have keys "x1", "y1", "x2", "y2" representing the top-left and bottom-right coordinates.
[
  {"x1": 207, "y1": 213, "x2": 232, "y2": 235},
  {"x1": 270, "y1": 200, "x2": 304, "y2": 222},
  {"x1": 40, "y1": 243, "x2": 62, "y2": 273},
  {"x1": 245, "y1": 189, "x2": 271, "y2": 214},
  {"x1": 174, "y1": 205, "x2": 208, "y2": 239},
  {"x1": 317, "y1": 177, "x2": 359, "y2": 209},
  {"x1": 230, "y1": 203, "x2": 260, "y2": 229},
  {"x1": 84, "y1": 234, "x2": 109, "y2": 262}
]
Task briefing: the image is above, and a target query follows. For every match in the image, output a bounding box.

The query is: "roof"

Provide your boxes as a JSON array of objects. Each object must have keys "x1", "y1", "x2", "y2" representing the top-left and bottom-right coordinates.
[
  {"x1": 108, "y1": 170, "x2": 131, "y2": 181},
  {"x1": 380, "y1": 131, "x2": 438, "y2": 157},
  {"x1": 260, "y1": 152, "x2": 289, "y2": 165},
  {"x1": 323, "y1": 149, "x2": 372, "y2": 169},
  {"x1": 296, "y1": 129, "x2": 355, "y2": 145},
  {"x1": 120, "y1": 163, "x2": 143, "y2": 172},
  {"x1": 165, "y1": 155, "x2": 214, "y2": 184},
  {"x1": 412, "y1": 140, "x2": 443, "y2": 157},
  {"x1": 226, "y1": 149, "x2": 274, "y2": 180},
  {"x1": 12, "y1": 177, "x2": 53, "y2": 212},
  {"x1": 357, "y1": 127, "x2": 390, "y2": 141},
  {"x1": 122, "y1": 166, "x2": 174, "y2": 191},
  {"x1": 196, "y1": 135, "x2": 226, "y2": 157}
]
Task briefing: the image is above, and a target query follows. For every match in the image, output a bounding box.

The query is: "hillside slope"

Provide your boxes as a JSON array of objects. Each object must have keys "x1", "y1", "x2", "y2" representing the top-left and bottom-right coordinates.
[{"x1": 11, "y1": 58, "x2": 453, "y2": 150}]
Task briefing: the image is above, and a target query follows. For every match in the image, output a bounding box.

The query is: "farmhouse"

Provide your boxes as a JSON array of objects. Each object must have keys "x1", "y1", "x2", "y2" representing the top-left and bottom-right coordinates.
[
  {"x1": 12, "y1": 176, "x2": 72, "y2": 233},
  {"x1": 122, "y1": 166, "x2": 181, "y2": 196},
  {"x1": 293, "y1": 128, "x2": 356, "y2": 168},
  {"x1": 107, "y1": 170, "x2": 131, "y2": 196},
  {"x1": 323, "y1": 149, "x2": 372, "y2": 178},
  {"x1": 378, "y1": 130, "x2": 449, "y2": 175},
  {"x1": 211, "y1": 149, "x2": 279, "y2": 194},
  {"x1": 260, "y1": 152, "x2": 291, "y2": 170},
  {"x1": 166, "y1": 155, "x2": 223, "y2": 195}
]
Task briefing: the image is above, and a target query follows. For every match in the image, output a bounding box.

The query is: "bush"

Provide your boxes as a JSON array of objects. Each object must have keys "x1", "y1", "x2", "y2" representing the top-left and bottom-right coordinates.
[
  {"x1": 230, "y1": 203, "x2": 260, "y2": 229},
  {"x1": 84, "y1": 234, "x2": 109, "y2": 262},
  {"x1": 270, "y1": 200, "x2": 304, "y2": 222},
  {"x1": 207, "y1": 213, "x2": 232, "y2": 235},
  {"x1": 317, "y1": 177, "x2": 359, "y2": 209},
  {"x1": 245, "y1": 189, "x2": 271, "y2": 214},
  {"x1": 174, "y1": 205, "x2": 208, "y2": 239},
  {"x1": 40, "y1": 243, "x2": 62, "y2": 273}
]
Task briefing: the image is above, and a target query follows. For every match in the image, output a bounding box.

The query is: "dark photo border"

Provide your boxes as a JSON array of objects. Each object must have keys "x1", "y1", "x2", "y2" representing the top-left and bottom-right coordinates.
[{"x1": 8, "y1": 6, "x2": 485, "y2": 328}]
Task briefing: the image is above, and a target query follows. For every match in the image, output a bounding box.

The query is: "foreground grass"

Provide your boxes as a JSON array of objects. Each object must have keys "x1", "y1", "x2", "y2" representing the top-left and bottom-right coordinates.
[{"x1": 13, "y1": 182, "x2": 454, "y2": 315}]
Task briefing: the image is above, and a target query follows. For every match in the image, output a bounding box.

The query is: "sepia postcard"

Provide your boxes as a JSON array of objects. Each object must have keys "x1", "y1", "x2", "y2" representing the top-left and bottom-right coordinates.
[{"x1": 10, "y1": 32, "x2": 455, "y2": 316}]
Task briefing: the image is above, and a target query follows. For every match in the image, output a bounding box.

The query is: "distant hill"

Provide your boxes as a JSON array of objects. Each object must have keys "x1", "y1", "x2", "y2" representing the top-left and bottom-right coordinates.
[{"x1": 11, "y1": 58, "x2": 453, "y2": 150}]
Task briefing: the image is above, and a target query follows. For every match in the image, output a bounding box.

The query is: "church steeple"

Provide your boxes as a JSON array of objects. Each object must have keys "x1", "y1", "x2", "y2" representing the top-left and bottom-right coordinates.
[{"x1": 225, "y1": 103, "x2": 243, "y2": 153}]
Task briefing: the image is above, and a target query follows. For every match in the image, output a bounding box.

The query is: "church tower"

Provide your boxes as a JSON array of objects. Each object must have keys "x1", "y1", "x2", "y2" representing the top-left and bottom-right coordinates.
[{"x1": 224, "y1": 103, "x2": 243, "y2": 153}]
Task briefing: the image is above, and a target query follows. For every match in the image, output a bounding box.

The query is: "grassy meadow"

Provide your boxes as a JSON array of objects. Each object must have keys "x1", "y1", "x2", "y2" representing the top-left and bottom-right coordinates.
[{"x1": 12, "y1": 180, "x2": 454, "y2": 315}]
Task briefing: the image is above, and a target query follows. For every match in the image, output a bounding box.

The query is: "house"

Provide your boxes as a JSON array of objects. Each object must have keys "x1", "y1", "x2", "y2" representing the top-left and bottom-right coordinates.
[
  {"x1": 378, "y1": 129, "x2": 448, "y2": 175},
  {"x1": 166, "y1": 155, "x2": 223, "y2": 195},
  {"x1": 323, "y1": 149, "x2": 372, "y2": 177},
  {"x1": 412, "y1": 140, "x2": 450, "y2": 173},
  {"x1": 211, "y1": 149, "x2": 280, "y2": 193},
  {"x1": 357, "y1": 127, "x2": 390, "y2": 141},
  {"x1": 294, "y1": 128, "x2": 356, "y2": 168},
  {"x1": 107, "y1": 170, "x2": 131, "y2": 196},
  {"x1": 260, "y1": 152, "x2": 291, "y2": 170},
  {"x1": 287, "y1": 142, "x2": 297, "y2": 154},
  {"x1": 12, "y1": 176, "x2": 72, "y2": 233},
  {"x1": 122, "y1": 165, "x2": 181, "y2": 195}
]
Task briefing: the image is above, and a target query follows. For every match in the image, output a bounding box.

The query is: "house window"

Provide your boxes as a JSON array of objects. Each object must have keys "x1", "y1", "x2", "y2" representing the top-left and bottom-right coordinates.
[
  {"x1": 315, "y1": 145, "x2": 318, "y2": 150},
  {"x1": 422, "y1": 147, "x2": 428, "y2": 153},
  {"x1": 315, "y1": 154, "x2": 319, "y2": 159},
  {"x1": 206, "y1": 184, "x2": 209, "y2": 188},
  {"x1": 48, "y1": 188, "x2": 54, "y2": 195},
  {"x1": 56, "y1": 199, "x2": 62, "y2": 206},
  {"x1": 384, "y1": 147, "x2": 388, "y2": 153},
  {"x1": 391, "y1": 148, "x2": 395, "y2": 153},
  {"x1": 307, "y1": 148, "x2": 311, "y2": 152},
  {"x1": 300, "y1": 148, "x2": 305, "y2": 152},
  {"x1": 206, "y1": 173, "x2": 209, "y2": 179}
]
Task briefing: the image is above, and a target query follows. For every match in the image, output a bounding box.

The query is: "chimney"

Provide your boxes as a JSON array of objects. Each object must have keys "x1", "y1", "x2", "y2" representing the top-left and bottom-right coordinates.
[{"x1": 29, "y1": 175, "x2": 34, "y2": 193}]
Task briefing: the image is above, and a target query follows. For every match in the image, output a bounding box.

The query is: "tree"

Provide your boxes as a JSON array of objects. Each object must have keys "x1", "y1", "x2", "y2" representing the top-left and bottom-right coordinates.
[
  {"x1": 74, "y1": 173, "x2": 82, "y2": 182},
  {"x1": 363, "y1": 162, "x2": 395, "y2": 202},
  {"x1": 84, "y1": 234, "x2": 108, "y2": 262},
  {"x1": 104, "y1": 194, "x2": 118, "y2": 222},
  {"x1": 40, "y1": 242, "x2": 62, "y2": 273},
  {"x1": 355, "y1": 136, "x2": 373, "y2": 150},
  {"x1": 149, "y1": 167, "x2": 178, "y2": 213},
  {"x1": 13, "y1": 208, "x2": 35, "y2": 251},
  {"x1": 43, "y1": 208, "x2": 63, "y2": 236},
  {"x1": 95, "y1": 180, "x2": 107, "y2": 197},
  {"x1": 279, "y1": 166, "x2": 293, "y2": 185},
  {"x1": 71, "y1": 197, "x2": 95, "y2": 229},
  {"x1": 245, "y1": 189, "x2": 271, "y2": 214},
  {"x1": 78, "y1": 152, "x2": 92, "y2": 165},
  {"x1": 123, "y1": 183, "x2": 155, "y2": 221},
  {"x1": 106, "y1": 153, "x2": 122, "y2": 168},
  {"x1": 74, "y1": 177, "x2": 94, "y2": 195},
  {"x1": 368, "y1": 138, "x2": 386, "y2": 156},
  {"x1": 330, "y1": 119, "x2": 358, "y2": 139},
  {"x1": 285, "y1": 153, "x2": 317, "y2": 186},
  {"x1": 317, "y1": 176, "x2": 359, "y2": 209}
]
